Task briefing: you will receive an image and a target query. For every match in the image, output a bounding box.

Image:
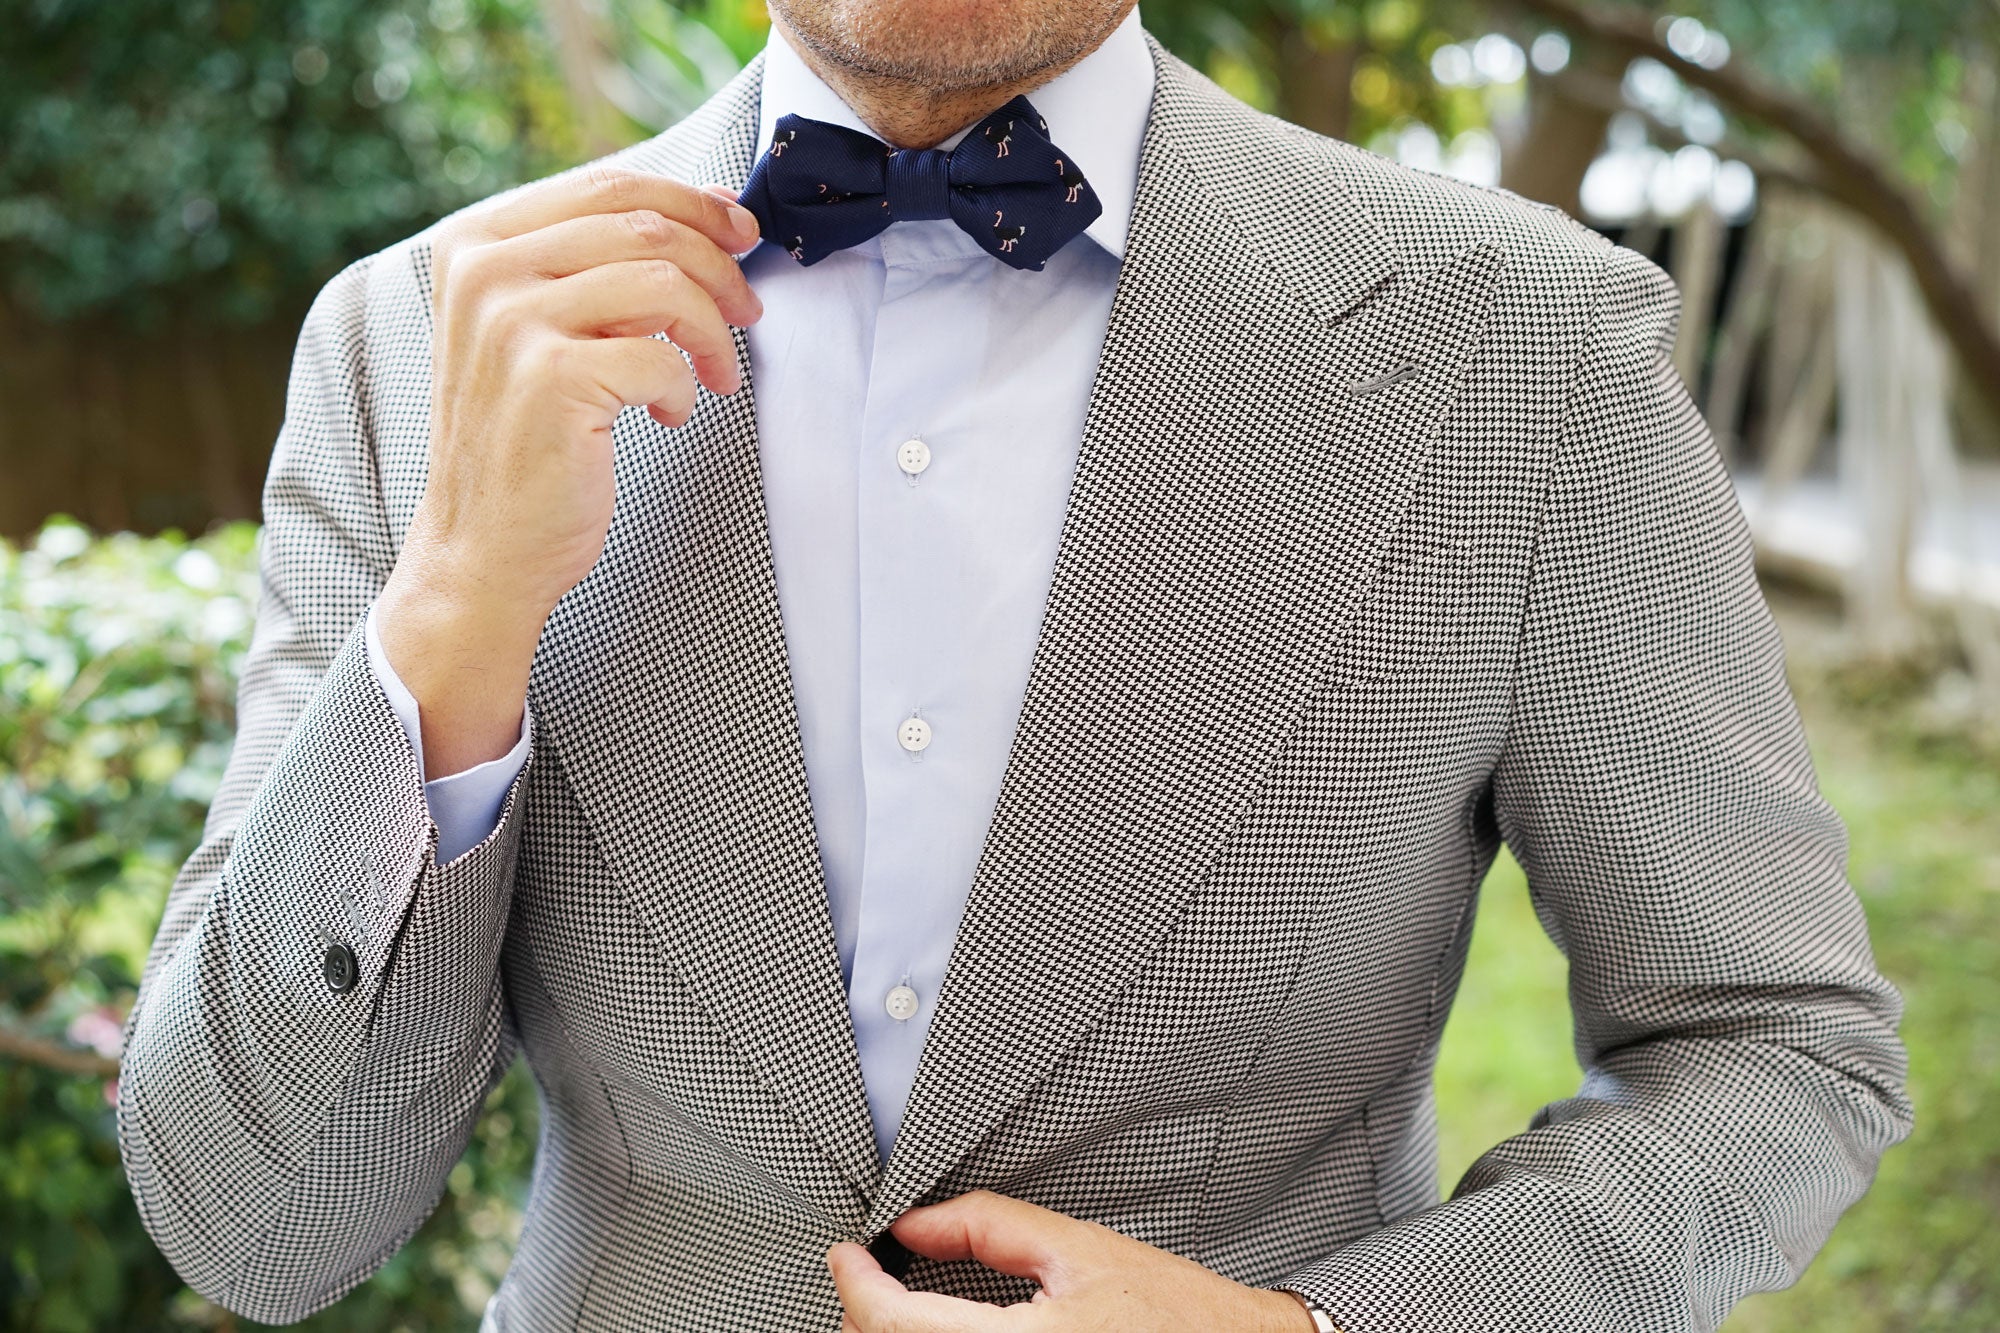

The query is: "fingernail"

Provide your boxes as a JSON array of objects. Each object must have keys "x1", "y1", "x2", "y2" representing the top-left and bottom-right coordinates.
[{"x1": 728, "y1": 204, "x2": 760, "y2": 241}]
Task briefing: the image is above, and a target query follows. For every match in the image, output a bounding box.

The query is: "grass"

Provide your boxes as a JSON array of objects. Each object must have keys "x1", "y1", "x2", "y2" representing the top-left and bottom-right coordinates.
[{"x1": 1431, "y1": 596, "x2": 2000, "y2": 1330}]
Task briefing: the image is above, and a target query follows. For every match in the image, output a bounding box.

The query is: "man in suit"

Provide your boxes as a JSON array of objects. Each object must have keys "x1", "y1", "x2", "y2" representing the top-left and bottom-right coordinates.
[{"x1": 116, "y1": 0, "x2": 1913, "y2": 1328}]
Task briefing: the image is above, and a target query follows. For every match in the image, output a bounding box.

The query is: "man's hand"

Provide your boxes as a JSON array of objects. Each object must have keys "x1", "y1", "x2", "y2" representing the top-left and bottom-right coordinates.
[
  {"x1": 377, "y1": 168, "x2": 764, "y2": 778},
  {"x1": 827, "y1": 1190, "x2": 1315, "y2": 1332}
]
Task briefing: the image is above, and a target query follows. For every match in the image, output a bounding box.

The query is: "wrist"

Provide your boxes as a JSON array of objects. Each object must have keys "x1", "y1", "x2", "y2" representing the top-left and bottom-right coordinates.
[
  {"x1": 391, "y1": 509, "x2": 566, "y2": 628},
  {"x1": 1270, "y1": 1288, "x2": 1339, "y2": 1332},
  {"x1": 1251, "y1": 1286, "x2": 1323, "y2": 1332},
  {"x1": 377, "y1": 543, "x2": 546, "y2": 778}
]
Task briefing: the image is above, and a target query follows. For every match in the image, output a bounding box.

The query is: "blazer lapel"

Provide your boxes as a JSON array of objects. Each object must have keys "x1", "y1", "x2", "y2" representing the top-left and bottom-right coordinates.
[
  {"x1": 863, "y1": 41, "x2": 1506, "y2": 1233},
  {"x1": 526, "y1": 56, "x2": 884, "y2": 1220}
]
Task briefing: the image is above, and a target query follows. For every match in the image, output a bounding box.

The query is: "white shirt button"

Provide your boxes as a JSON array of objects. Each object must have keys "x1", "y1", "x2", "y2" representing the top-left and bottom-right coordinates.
[
  {"x1": 884, "y1": 984, "x2": 920, "y2": 1022},
  {"x1": 897, "y1": 437, "x2": 931, "y2": 476},
  {"x1": 897, "y1": 716, "x2": 932, "y2": 752}
]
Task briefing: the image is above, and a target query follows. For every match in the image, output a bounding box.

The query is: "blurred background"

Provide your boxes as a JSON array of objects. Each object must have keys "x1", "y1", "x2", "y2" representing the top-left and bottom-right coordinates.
[{"x1": 3, "y1": 0, "x2": 1995, "y2": 1328}]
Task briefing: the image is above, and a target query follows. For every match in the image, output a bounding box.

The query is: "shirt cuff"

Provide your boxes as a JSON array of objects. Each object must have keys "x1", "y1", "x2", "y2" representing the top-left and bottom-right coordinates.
[{"x1": 363, "y1": 600, "x2": 532, "y2": 865}]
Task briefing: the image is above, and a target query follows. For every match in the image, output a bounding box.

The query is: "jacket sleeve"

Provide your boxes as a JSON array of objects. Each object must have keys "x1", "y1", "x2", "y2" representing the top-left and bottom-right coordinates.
[
  {"x1": 1274, "y1": 243, "x2": 1913, "y2": 1332},
  {"x1": 115, "y1": 249, "x2": 538, "y2": 1325},
  {"x1": 364, "y1": 599, "x2": 533, "y2": 865}
]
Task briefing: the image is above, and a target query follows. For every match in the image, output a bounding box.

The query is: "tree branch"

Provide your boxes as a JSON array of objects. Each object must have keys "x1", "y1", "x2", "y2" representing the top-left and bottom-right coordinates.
[
  {"x1": 1509, "y1": 0, "x2": 2000, "y2": 430},
  {"x1": 0, "y1": 1024, "x2": 121, "y2": 1079},
  {"x1": 1543, "y1": 67, "x2": 1832, "y2": 199}
]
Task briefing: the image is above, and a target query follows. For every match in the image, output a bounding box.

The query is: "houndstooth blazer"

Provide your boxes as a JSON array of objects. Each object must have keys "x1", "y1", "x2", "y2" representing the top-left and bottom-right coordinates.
[{"x1": 117, "y1": 33, "x2": 1912, "y2": 1333}]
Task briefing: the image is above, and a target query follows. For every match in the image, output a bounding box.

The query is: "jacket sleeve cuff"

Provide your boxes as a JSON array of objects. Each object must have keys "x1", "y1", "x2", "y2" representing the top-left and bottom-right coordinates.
[{"x1": 362, "y1": 599, "x2": 534, "y2": 866}]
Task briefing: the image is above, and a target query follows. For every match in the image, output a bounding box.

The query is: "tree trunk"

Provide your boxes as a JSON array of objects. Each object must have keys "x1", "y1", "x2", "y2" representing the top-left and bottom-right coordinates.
[
  {"x1": 1948, "y1": 52, "x2": 2000, "y2": 458},
  {"x1": 1269, "y1": 17, "x2": 1357, "y2": 143},
  {"x1": 1670, "y1": 201, "x2": 1726, "y2": 398},
  {"x1": 1706, "y1": 191, "x2": 1786, "y2": 464},
  {"x1": 1838, "y1": 223, "x2": 1919, "y2": 657},
  {"x1": 1760, "y1": 247, "x2": 1838, "y2": 500},
  {"x1": 1500, "y1": 41, "x2": 1625, "y2": 217}
]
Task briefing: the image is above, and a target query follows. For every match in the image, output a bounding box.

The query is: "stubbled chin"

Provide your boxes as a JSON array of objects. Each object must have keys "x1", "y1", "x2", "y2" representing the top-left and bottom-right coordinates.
[{"x1": 786, "y1": 0, "x2": 1115, "y2": 90}]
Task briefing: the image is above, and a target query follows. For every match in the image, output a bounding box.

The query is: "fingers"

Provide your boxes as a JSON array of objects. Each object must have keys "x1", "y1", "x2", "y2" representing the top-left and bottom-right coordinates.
[
  {"x1": 476, "y1": 164, "x2": 762, "y2": 256},
  {"x1": 827, "y1": 1243, "x2": 901, "y2": 1305},
  {"x1": 887, "y1": 1191, "x2": 1082, "y2": 1290},
  {"x1": 539, "y1": 260, "x2": 741, "y2": 395},
  {"x1": 430, "y1": 168, "x2": 764, "y2": 323},
  {"x1": 827, "y1": 1243, "x2": 1012, "y2": 1333},
  {"x1": 484, "y1": 209, "x2": 763, "y2": 329},
  {"x1": 554, "y1": 335, "x2": 699, "y2": 427}
]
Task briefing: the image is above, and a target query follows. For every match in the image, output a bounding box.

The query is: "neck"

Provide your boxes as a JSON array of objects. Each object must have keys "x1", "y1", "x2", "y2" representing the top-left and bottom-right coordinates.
[{"x1": 768, "y1": 12, "x2": 1104, "y2": 150}]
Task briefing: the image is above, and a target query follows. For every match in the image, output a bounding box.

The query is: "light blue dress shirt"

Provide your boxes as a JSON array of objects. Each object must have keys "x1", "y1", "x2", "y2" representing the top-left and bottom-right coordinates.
[{"x1": 364, "y1": 9, "x2": 1155, "y2": 1163}]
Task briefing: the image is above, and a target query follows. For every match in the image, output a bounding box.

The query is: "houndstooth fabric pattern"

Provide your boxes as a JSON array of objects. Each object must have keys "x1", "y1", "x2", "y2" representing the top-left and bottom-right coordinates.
[{"x1": 117, "y1": 33, "x2": 1912, "y2": 1333}]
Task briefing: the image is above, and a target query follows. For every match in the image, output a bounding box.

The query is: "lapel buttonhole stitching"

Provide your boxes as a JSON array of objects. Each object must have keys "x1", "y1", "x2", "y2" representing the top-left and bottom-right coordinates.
[{"x1": 1347, "y1": 358, "x2": 1424, "y2": 397}]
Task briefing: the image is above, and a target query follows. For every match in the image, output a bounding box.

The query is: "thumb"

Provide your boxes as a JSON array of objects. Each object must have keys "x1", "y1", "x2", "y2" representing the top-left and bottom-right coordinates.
[{"x1": 888, "y1": 1190, "x2": 1085, "y2": 1291}]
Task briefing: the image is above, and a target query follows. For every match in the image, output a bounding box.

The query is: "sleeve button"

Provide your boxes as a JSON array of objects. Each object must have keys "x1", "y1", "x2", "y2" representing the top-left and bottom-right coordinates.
[{"x1": 322, "y1": 941, "x2": 359, "y2": 993}]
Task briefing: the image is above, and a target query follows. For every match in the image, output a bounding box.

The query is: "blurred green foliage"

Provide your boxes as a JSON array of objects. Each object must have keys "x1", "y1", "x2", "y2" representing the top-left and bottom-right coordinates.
[
  {"x1": 596, "y1": 0, "x2": 774, "y2": 128},
  {"x1": 1143, "y1": 0, "x2": 1497, "y2": 140},
  {"x1": 1137, "y1": 0, "x2": 1998, "y2": 189},
  {"x1": 0, "y1": 0, "x2": 583, "y2": 328},
  {"x1": 7, "y1": 0, "x2": 1992, "y2": 331},
  {"x1": 1637, "y1": 0, "x2": 1996, "y2": 201},
  {"x1": 0, "y1": 520, "x2": 540, "y2": 1331}
]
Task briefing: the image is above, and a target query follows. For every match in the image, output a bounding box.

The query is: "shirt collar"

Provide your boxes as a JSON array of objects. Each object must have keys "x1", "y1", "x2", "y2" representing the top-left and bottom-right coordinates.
[{"x1": 752, "y1": 7, "x2": 1153, "y2": 260}]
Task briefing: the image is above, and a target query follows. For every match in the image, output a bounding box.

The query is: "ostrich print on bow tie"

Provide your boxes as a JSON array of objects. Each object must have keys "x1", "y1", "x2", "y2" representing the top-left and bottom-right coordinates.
[
  {"x1": 771, "y1": 127, "x2": 796, "y2": 156},
  {"x1": 991, "y1": 211, "x2": 1026, "y2": 253},
  {"x1": 1054, "y1": 159, "x2": 1087, "y2": 203},
  {"x1": 985, "y1": 119, "x2": 1014, "y2": 157}
]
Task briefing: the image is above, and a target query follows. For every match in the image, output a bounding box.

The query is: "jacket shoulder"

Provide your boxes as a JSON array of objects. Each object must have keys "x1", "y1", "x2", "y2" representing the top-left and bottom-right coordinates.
[{"x1": 1280, "y1": 118, "x2": 1684, "y2": 410}]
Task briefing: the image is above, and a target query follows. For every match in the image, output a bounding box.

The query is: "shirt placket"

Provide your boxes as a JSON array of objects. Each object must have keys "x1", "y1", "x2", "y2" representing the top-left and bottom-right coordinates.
[{"x1": 849, "y1": 230, "x2": 977, "y2": 1162}]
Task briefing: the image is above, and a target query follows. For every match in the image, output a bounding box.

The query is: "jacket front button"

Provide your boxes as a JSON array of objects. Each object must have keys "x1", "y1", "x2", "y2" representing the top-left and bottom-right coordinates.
[{"x1": 322, "y1": 942, "x2": 359, "y2": 993}]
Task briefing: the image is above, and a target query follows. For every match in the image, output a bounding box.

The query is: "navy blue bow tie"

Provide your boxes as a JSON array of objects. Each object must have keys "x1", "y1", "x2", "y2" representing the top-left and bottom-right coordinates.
[{"x1": 736, "y1": 95, "x2": 1102, "y2": 271}]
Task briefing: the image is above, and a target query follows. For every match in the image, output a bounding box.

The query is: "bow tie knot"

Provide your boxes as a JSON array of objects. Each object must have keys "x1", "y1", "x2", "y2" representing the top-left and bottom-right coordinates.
[
  {"x1": 737, "y1": 95, "x2": 1102, "y2": 271},
  {"x1": 885, "y1": 147, "x2": 954, "y2": 221}
]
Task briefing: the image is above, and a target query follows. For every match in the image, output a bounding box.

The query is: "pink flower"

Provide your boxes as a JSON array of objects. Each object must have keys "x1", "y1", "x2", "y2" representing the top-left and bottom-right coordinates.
[{"x1": 67, "y1": 1005, "x2": 126, "y2": 1060}]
